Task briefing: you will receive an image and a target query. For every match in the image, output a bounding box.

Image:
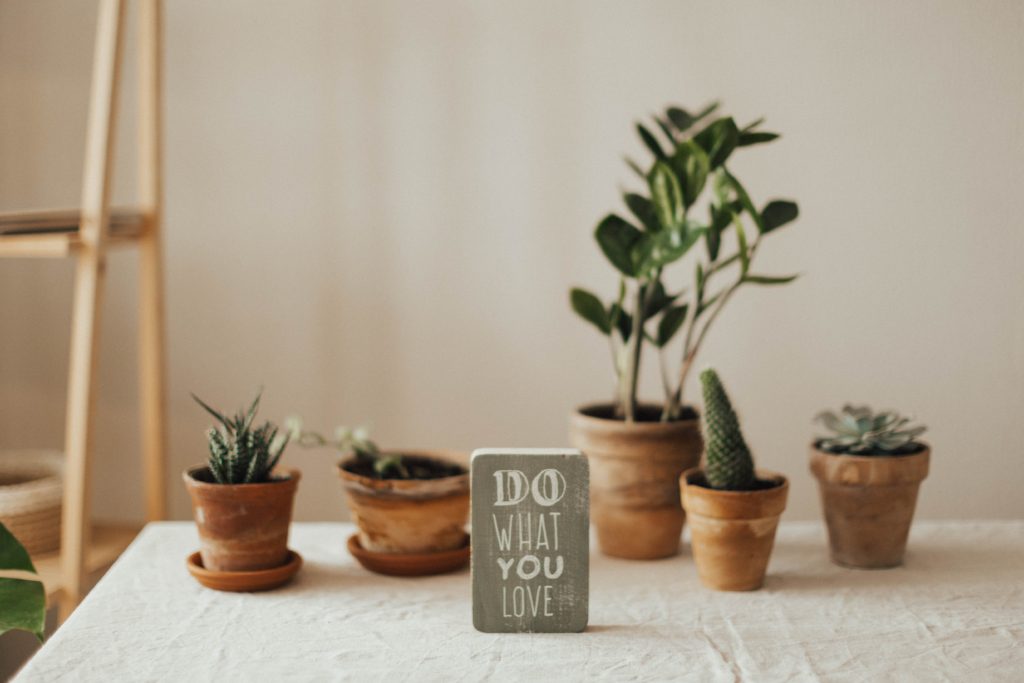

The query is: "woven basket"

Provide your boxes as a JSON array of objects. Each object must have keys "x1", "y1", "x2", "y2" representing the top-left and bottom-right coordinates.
[{"x1": 0, "y1": 451, "x2": 63, "y2": 556}]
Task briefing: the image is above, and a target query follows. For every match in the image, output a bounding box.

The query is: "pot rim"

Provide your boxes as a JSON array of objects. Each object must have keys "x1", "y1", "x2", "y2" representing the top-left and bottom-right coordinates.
[
  {"x1": 809, "y1": 442, "x2": 931, "y2": 462},
  {"x1": 183, "y1": 465, "x2": 301, "y2": 489},
  {"x1": 571, "y1": 401, "x2": 700, "y2": 430},
  {"x1": 337, "y1": 449, "x2": 469, "y2": 497},
  {"x1": 680, "y1": 467, "x2": 789, "y2": 497}
]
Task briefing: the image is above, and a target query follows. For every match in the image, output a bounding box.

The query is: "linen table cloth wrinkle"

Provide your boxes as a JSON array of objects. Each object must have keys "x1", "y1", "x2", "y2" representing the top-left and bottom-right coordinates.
[{"x1": 13, "y1": 521, "x2": 1024, "y2": 682}]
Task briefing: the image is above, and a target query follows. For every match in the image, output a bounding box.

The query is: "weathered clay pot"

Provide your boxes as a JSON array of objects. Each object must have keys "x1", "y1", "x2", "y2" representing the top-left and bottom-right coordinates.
[
  {"x1": 338, "y1": 450, "x2": 469, "y2": 554},
  {"x1": 680, "y1": 468, "x2": 788, "y2": 591},
  {"x1": 810, "y1": 444, "x2": 930, "y2": 569},
  {"x1": 183, "y1": 466, "x2": 300, "y2": 572},
  {"x1": 570, "y1": 403, "x2": 702, "y2": 559}
]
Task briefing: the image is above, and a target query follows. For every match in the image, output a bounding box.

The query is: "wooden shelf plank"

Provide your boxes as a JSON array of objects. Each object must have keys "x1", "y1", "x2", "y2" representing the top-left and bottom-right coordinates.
[
  {"x1": 32, "y1": 522, "x2": 142, "y2": 604},
  {"x1": 0, "y1": 208, "x2": 147, "y2": 258}
]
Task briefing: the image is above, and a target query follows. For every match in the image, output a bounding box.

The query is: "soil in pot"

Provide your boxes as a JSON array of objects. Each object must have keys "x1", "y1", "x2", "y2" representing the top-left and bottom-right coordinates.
[
  {"x1": 680, "y1": 468, "x2": 789, "y2": 591},
  {"x1": 810, "y1": 443, "x2": 930, "y2": 569},
  {"x1": 338, "y1": 451, "x2": 469, "y2": 555},
  {"x1": 183, "y1": 466, "x2": 300, "y2": 572},
  {"x1": 570, "y1": 403, "x2": 702, "y2": 560}
]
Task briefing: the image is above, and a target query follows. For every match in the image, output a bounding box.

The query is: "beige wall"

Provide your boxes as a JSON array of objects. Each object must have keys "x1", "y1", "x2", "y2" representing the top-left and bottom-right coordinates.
[{"x1": 1, "y1": 0, "x2": 1022, "y2": 524}]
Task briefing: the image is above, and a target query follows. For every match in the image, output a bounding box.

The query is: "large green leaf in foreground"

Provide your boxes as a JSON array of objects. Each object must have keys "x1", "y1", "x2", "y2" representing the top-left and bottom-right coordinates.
[{"x1": 0, "y1": 523, "x2": 45, "y2": 641}]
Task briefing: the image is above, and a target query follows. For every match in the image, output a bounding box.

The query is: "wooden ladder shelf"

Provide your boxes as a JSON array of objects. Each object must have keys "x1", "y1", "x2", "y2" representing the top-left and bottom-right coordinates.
[{"x1": 0, "y1": 0, "x2": 168, "y2": 621}]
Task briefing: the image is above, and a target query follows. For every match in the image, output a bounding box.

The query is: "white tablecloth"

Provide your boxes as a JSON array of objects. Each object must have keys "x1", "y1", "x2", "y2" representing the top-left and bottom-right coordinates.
[{"x1": 16, "y1": 521, "x2": 1024, "y2": 682}]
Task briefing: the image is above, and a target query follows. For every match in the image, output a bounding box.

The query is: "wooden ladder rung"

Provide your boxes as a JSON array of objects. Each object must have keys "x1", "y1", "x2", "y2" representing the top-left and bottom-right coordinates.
[{"x1": 0, "y1": 208, "x2": 148, "y2": 258}]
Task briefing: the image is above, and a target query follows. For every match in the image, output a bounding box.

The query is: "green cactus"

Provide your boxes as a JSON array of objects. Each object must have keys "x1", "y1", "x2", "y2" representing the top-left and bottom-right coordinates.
[
  {"x1": 700, "y1": 368, "x2": 755, "y2": 490},
  {"x1": 192, "y1": 390, "x2": 289, "y2": 484}
]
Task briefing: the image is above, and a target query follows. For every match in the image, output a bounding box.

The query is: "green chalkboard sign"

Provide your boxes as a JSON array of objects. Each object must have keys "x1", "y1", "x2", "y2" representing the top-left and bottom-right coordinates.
[{"x1": 471, "y1": 448, "x2": 589, "y2": 633}]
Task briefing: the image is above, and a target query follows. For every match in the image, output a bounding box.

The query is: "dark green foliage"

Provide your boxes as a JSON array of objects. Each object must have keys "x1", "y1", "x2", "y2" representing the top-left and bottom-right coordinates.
[
  {"x1": 0, "y1": 522, "x2": 45, "y2": 641},
  {"x1": 700, "y1": 369, "x2": 755, "y2": 490},
  {"x1": 192, "y1": 391, "x2": 289, "y2": 484},
  {"x1": 569, "y1": 101, "x2": 801, "y2": 423}
]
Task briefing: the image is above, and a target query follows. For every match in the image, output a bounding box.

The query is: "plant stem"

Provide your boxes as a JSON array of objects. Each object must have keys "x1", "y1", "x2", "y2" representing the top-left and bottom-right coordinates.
[
  {"x1": 622, "y1": 283, "x2": 647, "y2": 421},
  {"x1": 667, "y1": 229, "x2": 762, "y2": 418},
  {"x1": 662, "y1": 261, "x2": 705, "y2": 420}
]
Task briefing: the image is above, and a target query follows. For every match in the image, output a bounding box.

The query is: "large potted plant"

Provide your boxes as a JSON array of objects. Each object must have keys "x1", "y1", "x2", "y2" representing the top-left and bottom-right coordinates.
[
  {"x1": 569, "y1": 102, "x2": 800, "y2": 559},
  {"x1": 183, "y1": 392, "x2": 299, "y2": 578},
  {"x1": 811, "y1": 405, "x2": 929, "y2": 568},
  {"x1": 289, "y1": 421, "x2": 469, "y2": 576},
  {"x1": 680, "y1": 369, "x2": 788, "y2": 591}
]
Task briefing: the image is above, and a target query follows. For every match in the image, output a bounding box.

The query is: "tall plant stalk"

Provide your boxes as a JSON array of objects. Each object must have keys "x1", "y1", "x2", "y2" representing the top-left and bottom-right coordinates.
[{"x1": 570, "y1": 102, "x2": 801, "y2": 422}]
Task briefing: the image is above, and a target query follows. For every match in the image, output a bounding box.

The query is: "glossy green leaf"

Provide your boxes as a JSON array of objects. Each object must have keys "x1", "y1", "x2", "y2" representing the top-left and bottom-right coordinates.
[
  {"x1": 643, "y1": 280, "x2": 678, "y2": 321},
  {"x1": 676, "y1": 102, "x2": 721, "y2": 131},
  {"x1": 594, "y1": 214, "x2": 646, "y2": 277},
  {"x1": 0, "y1": 523, "x2": 36, "y2": 573},
  {"x1": 623, "y1": 193, "x2": 660, "y2": 232},
  {"x1": 643, "y1": 221, "x2": 705, "y2": 271},
  {"x1": 570, "y1": 288, "x2": 611, "y2": 335},
  {"x1": 741, "y1": 117, "x2": 765, "y2": 133},
  {"x1": 705, "y1": 202, "x2": 732, "y2": 261},
  {"x1": 648, "y1": 162, "x2": 684, "y2": 231},
  {"x1": 693, "y1": 117, "x2": 739, "y2": 168},
  {"x1": 694, "y1": 101, "x2": 721, "y2": 121},
  {"x1": 656, "y1": 305, "x2": 688, "y2": 346},
  {"x1": 636, "y1": 123, "x2": 667, "y2": 160},
  {"x1": 761, "y1": 200, "x2": 799, "y2": 232},
  {"x1": 609, "y1": 302, "x2": 633, "y2": 341},
  {"x1": 722, "y1": 169, "x2": 766, "y2": 233},
  {"x1": 670, "y1": 140, "x2": 709, "y2": 208},
  {"x1": 0, "y1": 578, "x2": 45, "y2": 641},
  {"x1": 738, "y1": 131, "x2": 779, "y2": 146},
  {"x1": 744, "y1": 273, "x2": 799, "y2": 285},
  {"x1": 624, "y1": 156, "x2": 646, "y2": 180},
  {"x1": 654, "y1": 117, "x2": 676, "y2": 144},
  {"x1": 0, "y1": 524, "x2": 44, "y2": 641},
  {"x1": 665, "y1": 106, "x2": 694, "y2": 131}
]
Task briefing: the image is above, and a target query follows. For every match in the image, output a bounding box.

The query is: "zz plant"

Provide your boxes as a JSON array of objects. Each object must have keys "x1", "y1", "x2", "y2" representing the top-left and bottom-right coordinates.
[
  {"x1": 192, "y1": 391, "x2": 290, "y2": 484},
  {"x1": 570, "y1": 102, "x2": 800, "y2": 422}
]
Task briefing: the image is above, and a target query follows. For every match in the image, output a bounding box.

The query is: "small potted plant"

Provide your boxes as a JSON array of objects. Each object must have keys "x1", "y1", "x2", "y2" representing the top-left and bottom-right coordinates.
[
  {"x1": 680, "y1": 369, "x2": 788, "y2": 591},
  {"x1": 183, "y1": 392, "x2": 299, "y2": 577},
  {"x1": 569, "y1": 102, "x2": 800, "y2": 559},
  {"x1": 289, "y1": 420, "x2": 469, "y2": 575},
  {"x1": 811, "y1": 405, "x2": 929, "y2": 569}
]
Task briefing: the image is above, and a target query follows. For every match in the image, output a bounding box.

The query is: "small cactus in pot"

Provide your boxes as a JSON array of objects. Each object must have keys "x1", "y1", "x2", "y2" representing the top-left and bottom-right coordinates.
[
  {"x1": 701, "y1": 368, "x2": 756, "y2": 490},
  {"x1": 811, "y1": 404, "x2": 930, "y2": 569},
  {"x1": 679, "y1": 369, "x2": 788, "y2": 590}
]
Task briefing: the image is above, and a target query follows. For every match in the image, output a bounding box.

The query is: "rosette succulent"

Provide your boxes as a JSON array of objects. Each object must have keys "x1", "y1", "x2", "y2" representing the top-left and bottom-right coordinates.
[{"x1": 815, "y1": 405, "x2": 926, "y2": 456}]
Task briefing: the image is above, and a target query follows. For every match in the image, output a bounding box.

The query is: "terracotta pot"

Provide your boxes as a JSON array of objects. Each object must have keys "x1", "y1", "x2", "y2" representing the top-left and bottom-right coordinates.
[
  {"x1": 569, "y1": 403, "x2": 702, "y2": 559},
  {"x1": 810, "y1": 444, "x2": 930, "y2": 569},
  {"x1": 337, "y1": 450, "x2": 469, "y2": 554},
  {"x1": 183, "y1": 466, "x2": 300, "y2": 572},
  {"x1": 680, "y1": 468, "x2": 788, "y2": 591}
]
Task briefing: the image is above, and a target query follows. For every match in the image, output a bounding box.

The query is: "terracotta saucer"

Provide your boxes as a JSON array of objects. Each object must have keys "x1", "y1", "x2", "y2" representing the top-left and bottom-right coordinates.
[
  {"x1": 347, "y1": 533, "x2": 470, "y2": 577},
  {"x1": 186, "y1": 550, "x2": 302, "y2": 592}
]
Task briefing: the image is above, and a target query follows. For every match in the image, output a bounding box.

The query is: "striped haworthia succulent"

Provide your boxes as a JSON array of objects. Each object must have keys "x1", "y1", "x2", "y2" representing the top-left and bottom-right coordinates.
[{"x1": 192, "y1": 390, "x2": 289, "y2": 484}]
